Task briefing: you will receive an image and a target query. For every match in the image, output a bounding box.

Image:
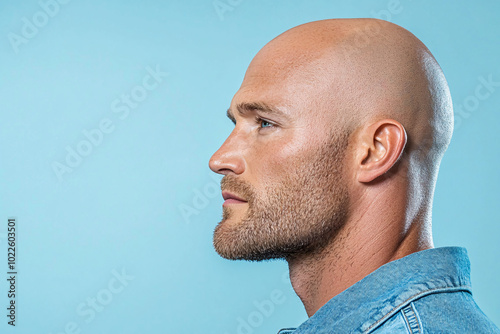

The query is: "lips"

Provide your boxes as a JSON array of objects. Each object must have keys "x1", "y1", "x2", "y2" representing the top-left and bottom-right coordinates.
[{"x1": 222, "y1": 191, "x2": 248, "y2": 204}]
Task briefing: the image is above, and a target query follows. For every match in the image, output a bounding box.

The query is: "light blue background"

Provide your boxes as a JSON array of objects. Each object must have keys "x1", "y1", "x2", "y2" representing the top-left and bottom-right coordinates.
[{"x1": 1, "y1": 1, "x2": 499, "y2": 333}]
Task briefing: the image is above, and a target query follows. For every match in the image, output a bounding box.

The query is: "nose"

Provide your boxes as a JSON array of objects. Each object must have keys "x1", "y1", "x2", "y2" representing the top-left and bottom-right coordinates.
[{"x1": 209, "y1": 130, "x2": 246, "y2": 176}]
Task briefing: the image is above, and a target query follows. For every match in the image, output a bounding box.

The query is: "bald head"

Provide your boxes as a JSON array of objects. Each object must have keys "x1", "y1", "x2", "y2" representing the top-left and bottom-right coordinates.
[{"x1": 243, "y1": 18, "x2": 453, "y2": 173}]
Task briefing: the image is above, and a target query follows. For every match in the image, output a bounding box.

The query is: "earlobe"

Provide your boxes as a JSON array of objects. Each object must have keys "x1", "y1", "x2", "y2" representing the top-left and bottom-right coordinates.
[{"x1": 356, "y1": 119, "x2": 407, "y2": 183}]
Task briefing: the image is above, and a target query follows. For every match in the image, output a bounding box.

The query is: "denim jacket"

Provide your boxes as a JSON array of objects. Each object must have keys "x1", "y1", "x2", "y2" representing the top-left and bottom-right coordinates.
[{"x1": 278, "y1": 247, "x2": 500, "y2": 333}]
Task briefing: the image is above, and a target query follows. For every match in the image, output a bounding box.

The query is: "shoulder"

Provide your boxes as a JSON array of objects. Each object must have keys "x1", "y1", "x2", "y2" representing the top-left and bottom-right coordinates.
[
  {"x1": 412, "y1": 290, "x2": 500, "y2": 333},
  {"x1": 371, "y1": 290, "x2": 500, "y2": 333}
]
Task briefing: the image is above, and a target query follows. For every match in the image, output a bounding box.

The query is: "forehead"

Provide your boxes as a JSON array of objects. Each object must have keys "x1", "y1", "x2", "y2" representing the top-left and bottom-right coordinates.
[
  {"x1": 229, "y1": 78, "x2": 293, "y2": 115},
  {"x1": 229, "y1": 63, "x2": 340, "y2": 129},
  {"x1": 228, "y1": 35, "x2": 357, "y2": 129}
]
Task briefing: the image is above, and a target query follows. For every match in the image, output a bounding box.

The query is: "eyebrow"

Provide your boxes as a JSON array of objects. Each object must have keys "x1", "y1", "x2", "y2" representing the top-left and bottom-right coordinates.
[{"x1": 226, "y1": 102, "x2": 288, "y2": 124}]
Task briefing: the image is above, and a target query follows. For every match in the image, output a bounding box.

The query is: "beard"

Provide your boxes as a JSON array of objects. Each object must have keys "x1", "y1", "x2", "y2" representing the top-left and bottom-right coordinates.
[{"x1": 213, "y1": 129, "x2": 351, "y2": 261}]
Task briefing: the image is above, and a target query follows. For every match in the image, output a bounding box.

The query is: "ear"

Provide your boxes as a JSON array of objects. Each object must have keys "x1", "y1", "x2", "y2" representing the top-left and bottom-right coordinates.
[{"x1": 356, "y1": 119, "x2": 407, "y2": 183}]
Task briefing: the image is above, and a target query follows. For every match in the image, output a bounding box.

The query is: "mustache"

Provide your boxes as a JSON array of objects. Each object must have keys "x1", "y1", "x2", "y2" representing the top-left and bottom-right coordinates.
[{"x1": 221, "y1": 175, "x2": 255, "y2": 203}]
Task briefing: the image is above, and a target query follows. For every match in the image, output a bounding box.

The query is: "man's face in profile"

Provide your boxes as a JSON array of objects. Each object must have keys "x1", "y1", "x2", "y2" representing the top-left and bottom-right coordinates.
[{"x1": 209, "y1": 56, "x2": 352, "y2": 261}]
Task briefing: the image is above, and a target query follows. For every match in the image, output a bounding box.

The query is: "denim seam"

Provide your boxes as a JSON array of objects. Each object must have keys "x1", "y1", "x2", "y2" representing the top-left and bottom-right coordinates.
[
  {"x1": 364, "y1": 285, "x2": 471, "y2": 333},
  {"x1": 401, "y1": 302, "x2": 421, "y2": 333}
]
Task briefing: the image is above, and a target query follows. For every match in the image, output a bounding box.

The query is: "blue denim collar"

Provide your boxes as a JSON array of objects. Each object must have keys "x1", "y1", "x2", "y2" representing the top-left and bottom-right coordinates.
[{"x1": 279, "y1": 247, "x2": 472, "y2": 333}]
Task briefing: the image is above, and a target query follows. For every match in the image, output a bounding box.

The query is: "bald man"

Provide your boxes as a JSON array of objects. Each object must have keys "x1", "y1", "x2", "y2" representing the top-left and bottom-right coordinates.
[{"x1": 209, "y1": 19, "x2": 499, "y2": 333}]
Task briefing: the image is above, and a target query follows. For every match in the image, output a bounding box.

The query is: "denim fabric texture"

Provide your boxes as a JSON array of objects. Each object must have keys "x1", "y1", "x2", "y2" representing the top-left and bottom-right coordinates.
[{"x1": 277, "y1": 247, "x2": 500, "y2": 333}]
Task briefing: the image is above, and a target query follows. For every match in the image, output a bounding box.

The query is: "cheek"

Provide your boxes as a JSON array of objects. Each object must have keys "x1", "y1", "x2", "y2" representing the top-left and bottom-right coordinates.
[{"x1": 248, "y1": 132, "x2": 317, "y2": 188}]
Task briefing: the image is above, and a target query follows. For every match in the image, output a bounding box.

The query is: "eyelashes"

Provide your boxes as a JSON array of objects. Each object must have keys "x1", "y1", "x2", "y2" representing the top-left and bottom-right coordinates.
[
  {"x1": 228, "y1": 116, "x2": 277, "y2": 131},
  {"x1": 254, "y1": 116, "x2": 275, "y2": 129}
]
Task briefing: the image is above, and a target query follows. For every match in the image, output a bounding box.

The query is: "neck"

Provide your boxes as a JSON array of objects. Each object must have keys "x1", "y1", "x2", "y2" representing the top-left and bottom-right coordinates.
[{"x1": 286, "y1": 194, "x2": 433, "y2": 317}]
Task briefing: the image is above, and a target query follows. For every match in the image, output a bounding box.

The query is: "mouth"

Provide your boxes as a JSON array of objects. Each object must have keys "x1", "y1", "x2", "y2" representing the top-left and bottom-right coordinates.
[{"x1": 222, "y1": 191, "x2": 248, "y2": 206}]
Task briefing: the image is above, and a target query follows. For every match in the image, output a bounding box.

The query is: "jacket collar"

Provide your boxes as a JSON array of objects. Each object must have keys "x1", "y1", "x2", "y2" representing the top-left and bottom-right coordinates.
[{"x1": 281, "y1": 247, "x2": 472, "y2": 333}]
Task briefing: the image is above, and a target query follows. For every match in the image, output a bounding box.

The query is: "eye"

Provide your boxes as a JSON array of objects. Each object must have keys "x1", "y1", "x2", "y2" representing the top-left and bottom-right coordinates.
[
  {"x1": 255, "y1": 116, "x2": 275, "y2": 129},
  {"x1": 261, "y1": 120, "x2": 272, "y2": 128}
]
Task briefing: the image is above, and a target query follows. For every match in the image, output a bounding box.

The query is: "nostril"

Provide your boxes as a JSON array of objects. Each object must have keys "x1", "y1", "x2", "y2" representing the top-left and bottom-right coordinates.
[
  {"x1": 209, "y1": 156, "x2": 228, "y2": 176},
  {"x1": 215, "y1": 168, "x2": 233, "y2": 176}
]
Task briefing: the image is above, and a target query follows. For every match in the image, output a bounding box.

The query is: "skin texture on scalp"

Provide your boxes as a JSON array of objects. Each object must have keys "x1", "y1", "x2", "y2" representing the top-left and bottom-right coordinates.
[{"x1": 209, "y1": 18, "x2": 453, "y2": 317}]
